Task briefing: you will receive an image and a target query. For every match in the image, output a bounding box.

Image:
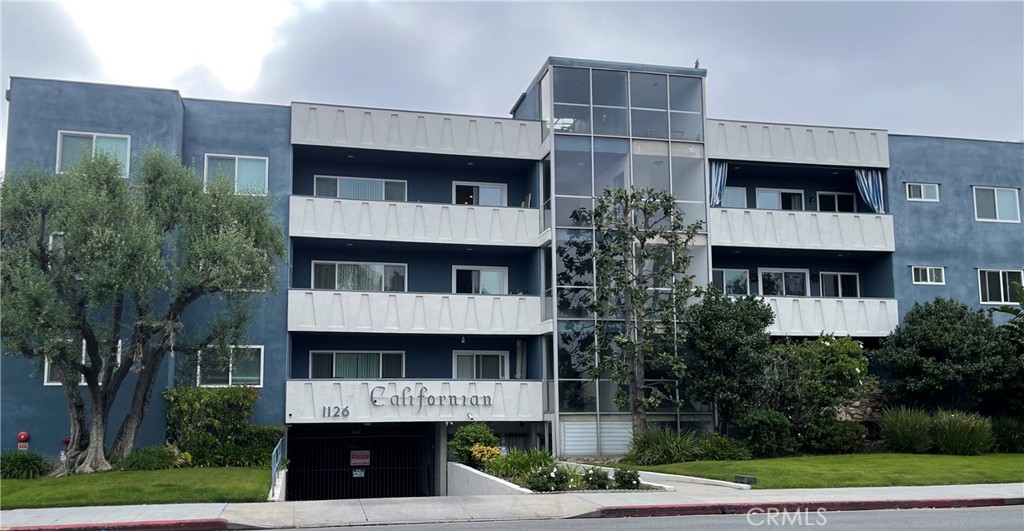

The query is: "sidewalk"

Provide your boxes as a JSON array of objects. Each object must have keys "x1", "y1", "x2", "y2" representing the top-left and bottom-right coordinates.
[{"x1": 2, "y1": 479, "x2": 1022, "y2": 530}]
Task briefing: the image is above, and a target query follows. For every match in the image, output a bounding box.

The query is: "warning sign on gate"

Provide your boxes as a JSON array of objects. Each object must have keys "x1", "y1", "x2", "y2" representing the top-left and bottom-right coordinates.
[{"x1": 350, "y1": 450, "x2": 370, "y2": 467}]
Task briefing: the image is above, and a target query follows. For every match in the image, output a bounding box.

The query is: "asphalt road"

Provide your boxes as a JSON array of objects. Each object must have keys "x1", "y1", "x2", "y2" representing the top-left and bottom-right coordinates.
[{"x1": 282, "y1": 506, "x2": 1024, "y2": 531}]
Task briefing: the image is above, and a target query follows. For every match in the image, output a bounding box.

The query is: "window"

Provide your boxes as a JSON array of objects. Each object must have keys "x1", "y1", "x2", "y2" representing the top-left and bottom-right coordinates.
[
  {"x1": 721, "y1": 187, "x2": 747, "y2": 208},
  {"x1": 974, "y1": 187, "x2": 1020, "y2": 222},
  {"x1": 310, "y1": 351, "x2": 403, "y2": 379},
  {"x1": 906, "y1": 183, "x2": 939, "y2": 202},
  {"x1": 44, "y1": 340, "x2": 122, "y2": 386},
  {"x1": 756, "y1": 188, "x2": 804, "y2": 211},
  {"x1": 712, "y1": 269, "x2": 750, "y2": 295},
  {"x1": 759, "y1": 268, "x2": 809, "y2": 297},
  {"x1": 315, "y1": 175, "x2": 406, "y2": 201},
  {"x1": 198, "y1": 346, "x2": 263, "y2": 387},
  {"x1": 312, "y1": 261, "x2": 407, "y2": 292},
  {"x1": 912, "y1": 266, "x2": 945, "y2": 285},
  {"x1": 979, "y1": 269, "x2": 1023, "y2": 304},
  {"x1": 57, "y1": 131, "x2": 130, "y2": 177},
  {"x1": 205, "y1": 154, "x2": 268, "y2": 194},
  {"x1": 453, "y1": 182, "x2": 506, "y2": 207},
  {"x1": 453, "y1": 351, "x2": 507, "y2": 379},
  {"x1": 817, "y1": 192, "x2": 857, "y2": 213},
  {"x1": 820, "y1": 272, "x2": 860, "y2": 298},
  {"x1": 453, "y1": 266, "x2": 508, "y2": 295}
]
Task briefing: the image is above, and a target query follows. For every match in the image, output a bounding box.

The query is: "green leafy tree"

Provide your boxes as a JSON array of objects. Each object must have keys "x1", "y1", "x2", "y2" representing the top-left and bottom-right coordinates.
[
  {"x1": 992, "y1": 281, "x2": 1024, "y2": 367},
  {"x1": 871, "y1": 298, "x2": 1022, "y2": 414},
  {"x1": 587, "y1": 187, "x2": 703, "y2": 436},
  {"x1": 0, "y1": 150, "x2": 286, "y2": 473},
  {"x1": 682, "y1": 290, "x2": 774, "y2": 435}
]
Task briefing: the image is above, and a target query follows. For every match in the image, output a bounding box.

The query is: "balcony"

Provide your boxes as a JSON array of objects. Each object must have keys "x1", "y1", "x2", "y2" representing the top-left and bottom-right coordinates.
[
  {"x1": 290, "y1": 196, "x2": 548, "y2": 247},
  {"x1": 706, "y1": 119, "x2": 888, "y2": 168},
  {"x1": 288, "y1": 290, "x2": 551, "y2": 335},
  {"x1": 285, "y1": 379, "x2": 544, "y2": 423},
  {"x1": 709, "y1": 208, "x2": 894, "y2": 252},
  {"x1": 764, "y1": 297, "x2": 898, "y2": 337}
]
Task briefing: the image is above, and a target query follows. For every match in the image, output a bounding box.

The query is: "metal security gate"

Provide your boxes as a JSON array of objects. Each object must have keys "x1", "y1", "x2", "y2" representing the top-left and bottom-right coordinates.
[{"x1": 286, "y1": 423, "x2": 434, "y2": 501}]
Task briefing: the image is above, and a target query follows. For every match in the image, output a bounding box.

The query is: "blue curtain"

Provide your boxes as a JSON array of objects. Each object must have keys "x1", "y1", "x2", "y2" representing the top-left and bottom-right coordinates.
[
  {"x1": 708, "y1": 161, "x2": 728, "y2": 207},
  {"x1": 855, "y1": 169, "x2": 885, "y2": 213}
]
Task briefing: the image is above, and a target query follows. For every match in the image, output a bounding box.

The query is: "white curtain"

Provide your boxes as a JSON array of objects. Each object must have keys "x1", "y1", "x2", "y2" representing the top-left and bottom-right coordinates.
[
  {"x1": 708, "y1": 161, "x2": 728, "y2": 207},
  {"x1": 855, "y1": 169, "x2": 885, "y2": 213}
]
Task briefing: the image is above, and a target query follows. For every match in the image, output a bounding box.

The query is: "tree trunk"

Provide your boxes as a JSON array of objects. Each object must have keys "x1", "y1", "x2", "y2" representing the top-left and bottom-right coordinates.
[
  {"x1": 53, "y1": 379, "x2": 89, "y2": 477},
  {"x1": 111, "y1": 349, "x2": 167, "y2": 461},
  {"x1": 74, "y1": 389, "x2": 112, "y2": 473}
]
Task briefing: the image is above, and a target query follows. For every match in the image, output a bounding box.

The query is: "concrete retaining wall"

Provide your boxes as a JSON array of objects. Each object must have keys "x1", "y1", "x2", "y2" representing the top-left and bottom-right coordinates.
[{"x1": 446, "y1": 462, "x2": 531, "y2": 496}]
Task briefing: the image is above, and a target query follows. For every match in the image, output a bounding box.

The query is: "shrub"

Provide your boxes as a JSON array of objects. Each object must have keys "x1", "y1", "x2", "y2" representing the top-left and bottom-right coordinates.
[
  {"x1": 470, "y1": 444, "x2": 501, "y2": 467},
  {"x1": 696, "y1": 435, "x2": 751, "y2": 461},
  {"x1": 878, "y1": 406, "x2": 932, "y2": 453},
  {"x1": 164, "y1": 385, "x2": 280, "y2": 466},
  {"x1": 582, "y1": 467, "x2": 612, "y2": 490},
  {"x1": 447, "y1": 423, "x2": 499, "y2": 467},
  {"x1": 800, "y1": 417, "x2": 868, "y2": 455},
  {"x1": 930, "y1": 410, "x2": 994, "y2": 455},
  {"x1": 734, "y1": 409, "x2": 796, "y2": 458},
  {"x1": 623, "y1": 427, "x2": 700, "y2": 465},
  {"x1": 992, "y1": 416, "x2": 1024, "y2": 453},
  {"x1": 118, "y1": 444, "x2": 181, "y2": 471},
  {"x1": 613, "y1": 468, "x2": 641, "y2": 489},
  {"x1": 0, "y1": 450, "x2": 51, "y2": 479},
  {"x1": 484, "y1": 449, "x2": 554, "y2": 483},
  {"x1": 523, "y1": 466, "x2": 571, "y2": 492}
]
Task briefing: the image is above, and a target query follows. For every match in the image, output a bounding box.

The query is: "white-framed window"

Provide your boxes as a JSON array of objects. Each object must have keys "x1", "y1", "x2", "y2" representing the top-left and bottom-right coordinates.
[
  {"x1": 453, "y1": 181, "x2": 507, "y2": 207},
  {"x1": 315, "y1": 175, "x2": 407, "y2": 201},
  {"x1": 755, "y1": 188, "x2": 804, "y2": 211},
  {"x1": 44, "y1": 340, "x2": 122, "y2": 386},
  {"x1": 453, "y1": 350, "x2": 508, "y2": 379},
  {"x1": 57, "y1": 131, "x2": 131, "y2": 177},
  {"x1": 906, "y1": 183, "x2": 939, "y2": 202},
  {"x1": 197, "y1": 345, "x2": 264, "y2": 387},
  {"x1": 712, "y1": 268, "x2": 750, "y2": 295},
  {"x1": 912, "y1": 266, "x2": 945, "y2": 285},
  {"x1": 721, "y1": 186, "x2": 747, "y2": 208},
  {"x1": 452, "y1": 266, "x2": 509, "y2": 295},
  {"x1": 979, "y1": 269, "x2": 1023, "y2": 304},
  {"x1": 309, "y1": 351, "x2": 404, "y2": 379},
  {"x1": 204, "y1": 154, "x2": 268, "y2": 195},
  {"x1": 758, "y1": 268, "x2": 810, "y2": 297},
  {"x1": 820, "y1": 272, "x2": 860, "y2": 298},
  {"x1": 817, "y1": 192, "x2": 857, "y2": 213},
  {"x1": 973, "y1": 186, "x2": 1020, "y2": 223},
  {"x1": 312, "y1": 261, "x2": 407, "y2": 292}
]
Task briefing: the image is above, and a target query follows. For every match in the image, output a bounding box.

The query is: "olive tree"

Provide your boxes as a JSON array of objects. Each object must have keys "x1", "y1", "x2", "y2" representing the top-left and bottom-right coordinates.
[{"x1": 0, "y1": 150, "x2": 286, "y2": 473}]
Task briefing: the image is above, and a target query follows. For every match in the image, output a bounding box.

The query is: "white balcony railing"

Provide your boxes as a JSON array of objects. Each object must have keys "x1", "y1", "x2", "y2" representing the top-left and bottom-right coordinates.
[
  {"x1": 709, "y1": 208, "x2": 895, "y2": 252},
  {"x1": 764, "y1": 297, "x2": 898, "y2": 337},
  {"x1": 706, "y1": 119, "x2": 889, "y2": 167},
  {"x1": 288, "y1": 290, "x2": 551, "y2": 335},
  {"x1": 290, "y1": 196, "x2": 548, "y2": 247},
  {"x1": 285, "y1": 379, "x2": 544, "y2": 423}
]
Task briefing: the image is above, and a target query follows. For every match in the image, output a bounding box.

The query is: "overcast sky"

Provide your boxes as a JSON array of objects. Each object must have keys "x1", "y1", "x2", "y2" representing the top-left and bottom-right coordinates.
[{"x1": 2, "y1": 1, "x2": 1022, "y2": 170}]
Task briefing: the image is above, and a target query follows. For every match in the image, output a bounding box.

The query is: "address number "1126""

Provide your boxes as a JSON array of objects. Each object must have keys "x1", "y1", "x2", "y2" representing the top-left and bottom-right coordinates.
[{"x1": 322, "y1": 406, "x2": 350, "y2": 417}]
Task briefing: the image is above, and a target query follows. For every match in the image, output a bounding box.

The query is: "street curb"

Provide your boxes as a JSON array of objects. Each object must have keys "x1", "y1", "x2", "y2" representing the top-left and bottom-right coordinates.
[
  {"x1": 580, "y1": 497, "x2": 1024, "y2": 519},
  {"x1": 7, "y1": 519, "x2": 229, "y2": 531}
]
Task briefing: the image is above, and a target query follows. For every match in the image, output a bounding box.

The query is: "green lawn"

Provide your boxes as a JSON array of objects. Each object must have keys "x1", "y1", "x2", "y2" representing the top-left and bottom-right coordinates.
[
  {"x1": 0, "y1": 467, "x2": 269, "y2": 510},
  {"x1": 636, "y1": 453, "x2": 1024, "y2": 489}
]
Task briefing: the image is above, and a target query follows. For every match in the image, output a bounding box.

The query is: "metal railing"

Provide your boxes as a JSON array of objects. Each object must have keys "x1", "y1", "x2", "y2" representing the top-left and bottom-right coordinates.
[{"x1": 269, "y1": 436, "x2": 287, "y2": 500}]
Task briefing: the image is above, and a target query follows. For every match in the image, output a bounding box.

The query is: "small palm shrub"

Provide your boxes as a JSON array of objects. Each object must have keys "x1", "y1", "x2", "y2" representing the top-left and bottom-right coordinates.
[
  {"x1": 448, "y1": 423, "x2": 499, "y2": 467},
  {"x1": 878, "y1": 406, "x2": 933, "y2": 453},
  {"x1": 992, "y1": 416, "x2": 1024, "y2": 453},
  {"x1": 0, "y1": 450, "x2": 51, "y2": 479},
  {"x1": 734, "y1": 409, "x2": 796, "y2": 458},
  {"x1": 623, "y1": 427, "x2": 700, "y2": 465},
  {"x1": 484, "y1": 448, "x2": 554, "y2": 483},
  {"x1": 582, "y1": 467, "x2": 612, "y2": 490},
  {"x1": 118, "y1": 444, "x2": 182, "y2": 471},
  {"x1": 523, "y1": 465, "x2": 571, "y2": 492},
  {"x1": 613, "y1": 468, "x2": 642, "y2": 489},
  {"x1": 696, "y1": 435, "x2": 751, "y2": 461},
  {"x1": 930, "y1": 410, "x2": 993, "y2": 455},
  {"x1": 800, "y1": 417, "x2": 868, "y2": 455}
]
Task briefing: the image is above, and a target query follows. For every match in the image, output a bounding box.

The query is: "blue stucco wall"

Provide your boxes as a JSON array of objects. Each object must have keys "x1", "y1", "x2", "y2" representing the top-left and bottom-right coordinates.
[
  {"x1": 887, "y1": 136, "x2": 1024, "y2": 317},
  {"x1": 5, "y1": 77, "x2": 184, "y2": 173}
]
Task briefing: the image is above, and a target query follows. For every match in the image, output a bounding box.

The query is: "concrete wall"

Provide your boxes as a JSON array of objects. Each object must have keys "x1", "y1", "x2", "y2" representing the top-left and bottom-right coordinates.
[
  {"x1": 888, "y1": 136, "x2": 1024, "y2": 317},
  {"x1": 446, "y1": 462, "x2": 531, "y2": 495}
]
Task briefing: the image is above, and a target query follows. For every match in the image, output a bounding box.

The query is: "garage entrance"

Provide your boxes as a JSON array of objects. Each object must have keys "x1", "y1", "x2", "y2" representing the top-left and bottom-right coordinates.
[{"x1": 286, "y1": 423, "x2": 435, "y2": 501}]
